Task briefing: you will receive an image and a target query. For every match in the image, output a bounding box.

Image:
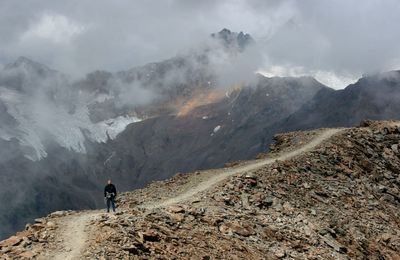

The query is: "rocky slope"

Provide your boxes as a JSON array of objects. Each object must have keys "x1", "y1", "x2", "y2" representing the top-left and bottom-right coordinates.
[
  {"x1": 2, "y1": 28, "x2": 400, "y2": 240},
  {"x1": 1, "y1": 121, "x2": 399, "y2": 259}
]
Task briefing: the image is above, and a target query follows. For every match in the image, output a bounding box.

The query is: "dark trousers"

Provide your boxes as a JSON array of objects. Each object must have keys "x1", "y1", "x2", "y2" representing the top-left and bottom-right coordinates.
[{"x1": 106, "y1": 197, "x2": 116, "y2": 212}]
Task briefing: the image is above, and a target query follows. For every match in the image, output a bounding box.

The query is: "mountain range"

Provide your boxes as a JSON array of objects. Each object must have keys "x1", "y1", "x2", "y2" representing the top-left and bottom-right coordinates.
[{"x1": 1, "y1": 29, "x2": 400, "y2": 239}]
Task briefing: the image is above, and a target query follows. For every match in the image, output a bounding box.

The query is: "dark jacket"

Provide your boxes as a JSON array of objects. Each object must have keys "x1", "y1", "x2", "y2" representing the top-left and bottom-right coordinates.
[{"x1": 104, "y1": 183, "x2": 117, "y2": 198}]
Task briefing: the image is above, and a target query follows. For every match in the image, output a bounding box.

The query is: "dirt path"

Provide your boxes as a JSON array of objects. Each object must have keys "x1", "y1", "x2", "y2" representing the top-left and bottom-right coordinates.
[
  {"x1": 40, "y1": 128, "x2": 343, "y2": 259},
  {"x1": 146, "y1": 128, "x2": 343, "y2": 209},
  {"x1": 40, "y1": 211, "x2": 100, "y2": 260}
]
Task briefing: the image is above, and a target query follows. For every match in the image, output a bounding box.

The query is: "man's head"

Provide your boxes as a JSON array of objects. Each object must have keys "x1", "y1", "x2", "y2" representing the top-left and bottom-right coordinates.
[{"x1": 107, "y1": 179, "x2": 112, "y2": 185}]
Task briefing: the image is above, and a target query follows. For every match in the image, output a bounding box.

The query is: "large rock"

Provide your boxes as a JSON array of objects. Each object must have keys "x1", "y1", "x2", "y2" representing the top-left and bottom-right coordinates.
[
  {"x1": 0, "y1": 236, "x2": 22, "y2": 247},
  {"x1": 219, "y1": 221, "x2": 255, "y2": 237}
]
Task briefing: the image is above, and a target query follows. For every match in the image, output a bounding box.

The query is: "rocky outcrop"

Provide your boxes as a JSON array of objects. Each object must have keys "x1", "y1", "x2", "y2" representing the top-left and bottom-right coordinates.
[
  {"x1": 211, "y1": 28, "x2": 254, "y2": 50},
  {"x1": 0, "y1": 211, "x2": 72, "y2": 259}
]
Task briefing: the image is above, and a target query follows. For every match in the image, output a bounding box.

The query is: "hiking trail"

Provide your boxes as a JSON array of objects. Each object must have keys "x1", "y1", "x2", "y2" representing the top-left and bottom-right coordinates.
[
  {"x1": 145, "y1": 128, "x2": 343, "y2": 208},
  {"x1": 39, "y1": 212, "x2": 100, "y2": 260},
  {"x1": 41, "y1": 128, "x2": 343, "y2": 259}
]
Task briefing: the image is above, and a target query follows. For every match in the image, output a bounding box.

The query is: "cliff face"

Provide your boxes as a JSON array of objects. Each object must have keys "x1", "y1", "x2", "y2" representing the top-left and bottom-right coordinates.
[{"x1": 1, "y1": 121, "x2": 399, "y2": 259}]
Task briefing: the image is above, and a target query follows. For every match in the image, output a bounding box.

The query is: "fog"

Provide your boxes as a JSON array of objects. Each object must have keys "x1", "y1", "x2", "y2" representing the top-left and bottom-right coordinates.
[{"x1": 0, "y1": 0, "x2": 399, "y2": 89}]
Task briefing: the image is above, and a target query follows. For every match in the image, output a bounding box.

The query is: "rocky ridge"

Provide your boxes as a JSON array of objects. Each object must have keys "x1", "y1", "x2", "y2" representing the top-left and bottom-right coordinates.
[
  {"x1": 3, "y1": 29, "x2": 400, "y2": 241},
  {"x1": 1, "y1": 120, "x2": 400, "y2": 259}
]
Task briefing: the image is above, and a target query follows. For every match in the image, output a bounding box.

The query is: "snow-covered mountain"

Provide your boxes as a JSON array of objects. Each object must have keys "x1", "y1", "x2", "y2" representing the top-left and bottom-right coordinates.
[{"x1": 0, "y1": 57, "x2": 140, "y2": 160}]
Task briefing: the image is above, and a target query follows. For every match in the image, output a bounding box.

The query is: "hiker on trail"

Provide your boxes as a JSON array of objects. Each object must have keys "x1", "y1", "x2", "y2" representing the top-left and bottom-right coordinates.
[{"x1": 104, "y1": 179, "x2": 117, "y2": 213}]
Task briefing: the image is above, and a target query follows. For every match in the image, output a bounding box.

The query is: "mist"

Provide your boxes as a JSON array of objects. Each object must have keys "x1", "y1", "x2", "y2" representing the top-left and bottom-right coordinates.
[{"x1": 0, "y1": 0, "x2": 399, "y2": 89}]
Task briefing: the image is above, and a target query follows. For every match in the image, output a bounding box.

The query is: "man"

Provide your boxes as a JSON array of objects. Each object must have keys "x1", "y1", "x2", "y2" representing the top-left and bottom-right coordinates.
[{"x1": 104, "y1": 179, "x2": 117, "y2": 213}]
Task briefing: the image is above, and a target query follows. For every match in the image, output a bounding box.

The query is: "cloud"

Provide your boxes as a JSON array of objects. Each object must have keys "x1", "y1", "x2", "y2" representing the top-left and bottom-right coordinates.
[
  {"x1": 258, "y1": 66, "x2": 359, "y2": 89},
  {"x1": 113, "y1": 79, "x2": 156, "y2": 108},
  {"x1": 261, "y1": 0, "x2": 400, "y2": 86},
  {"x1": 21, "y1": 13, "x2": 85, "y2": 44},
  {"x1": 206, "y1": 40, "x2": 263, "y2": 88},
  {"x1": 0, "y1": 0, "x2": 399, "y2": 87}
]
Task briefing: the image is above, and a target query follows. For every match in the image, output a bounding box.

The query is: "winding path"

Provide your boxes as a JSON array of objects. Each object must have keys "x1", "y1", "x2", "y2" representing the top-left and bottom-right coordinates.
[
  {"x1": 145, "y1": 128, "x2": 343, "y2": 208},
  {"x1": 42, "y1": 128, "x2": 343, "y2": 259}
]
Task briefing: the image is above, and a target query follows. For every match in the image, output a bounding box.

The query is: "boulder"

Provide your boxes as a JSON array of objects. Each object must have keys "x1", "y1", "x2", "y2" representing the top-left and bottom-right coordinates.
[
  {"x1": 0, "y1": 236, "x2": 22, "y2": 247},
  {"x1": 18, "y1": 251, "x2": 37, "y2": 258},
  {"x1": 168, "y1": 205, "x2": 185, "y2": 214},
  {"x1": 219, "y1": 221, "x2": 255, "y2": 237},
  {"x1": 138, "y1": 230, "x2": 160, "y2": 242}
]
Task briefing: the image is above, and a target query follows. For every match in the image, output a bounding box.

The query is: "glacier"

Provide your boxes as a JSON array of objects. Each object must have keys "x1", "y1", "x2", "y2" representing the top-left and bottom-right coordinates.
[{"x1": 0, "y1": 87, "x2": 140, "y2": 161}]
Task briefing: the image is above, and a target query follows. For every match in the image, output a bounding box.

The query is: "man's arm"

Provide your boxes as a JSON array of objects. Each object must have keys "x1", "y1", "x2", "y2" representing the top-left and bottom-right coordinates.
[
  {"x1": 112, "y1": 185, "x2": 117, "y2": 196},
  {"x1": 104, "y1": 186, "x2": 107, "y2": 197}
]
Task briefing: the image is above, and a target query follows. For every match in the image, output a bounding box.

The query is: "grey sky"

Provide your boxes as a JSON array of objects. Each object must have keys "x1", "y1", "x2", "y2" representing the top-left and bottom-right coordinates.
[{"x1": 0, "y1": 0, "x2": 399, "y2": 88}]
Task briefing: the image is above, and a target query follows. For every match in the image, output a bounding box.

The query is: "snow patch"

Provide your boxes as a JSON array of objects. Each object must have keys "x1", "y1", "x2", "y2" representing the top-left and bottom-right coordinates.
[{"x1": 95, "y1": 116, "x2": 140, "y2": 140}]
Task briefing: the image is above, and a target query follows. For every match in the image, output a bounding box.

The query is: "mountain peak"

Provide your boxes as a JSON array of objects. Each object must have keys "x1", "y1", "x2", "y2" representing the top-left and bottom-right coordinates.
[
  {"x1": 6, "y1": 56, "x2": 51, "y2": 70},
  {"x1": 211, "y1": 28, "x2": 254, "y2": 50},
  {"x1": 4, "y1": 56, "x2": 57, "y2": 77},
  {"x1": 15, "y1": 56, "x2": 36, "y2": 64}
]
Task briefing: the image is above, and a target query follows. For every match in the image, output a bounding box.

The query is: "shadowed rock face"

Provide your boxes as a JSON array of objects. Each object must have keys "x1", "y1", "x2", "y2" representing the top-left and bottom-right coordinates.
[
  {"x1": 101, "y1": 76, "x2": 326, "y2": 185},
  {"x1": 211, "y1": 28, "x2": 254, "y2": 50},
  {"x1": 280, "y1": 70, "x2": 400, "y2": 130}
]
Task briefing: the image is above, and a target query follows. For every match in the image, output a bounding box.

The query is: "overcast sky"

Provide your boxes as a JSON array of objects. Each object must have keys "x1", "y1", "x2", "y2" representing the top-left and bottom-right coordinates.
[{"x1": 0, "y1": 0, "x2": 399, "y2": 88}]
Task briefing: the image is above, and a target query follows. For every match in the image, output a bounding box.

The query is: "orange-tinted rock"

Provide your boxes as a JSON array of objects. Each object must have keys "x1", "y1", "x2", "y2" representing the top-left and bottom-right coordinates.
[
  {"x1": 219, "y1": 221, "x2": 255, "y2": 237},
  {"x1": 18, "y1": 251, "x2": 36, "y2": 258},
  {"x1": 168, "y1": 205, "x2": 185, "y2": 213},
  {"x1": 0, "y1": 236, "x2": 22, "y2": 247}
]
